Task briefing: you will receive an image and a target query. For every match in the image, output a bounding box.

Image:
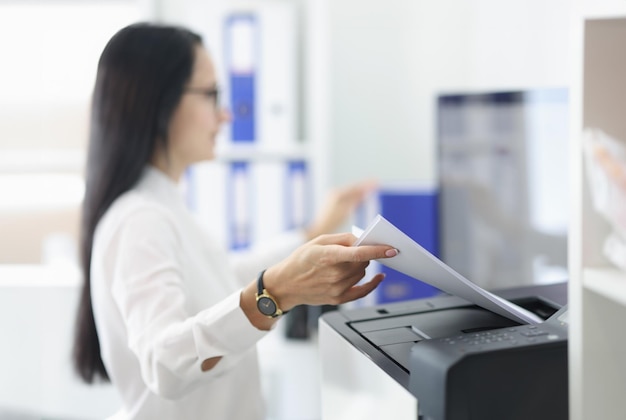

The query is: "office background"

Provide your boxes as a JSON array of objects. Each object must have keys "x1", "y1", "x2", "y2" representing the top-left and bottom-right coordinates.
[{"x1": 0, "y1": 0, "x2": 573, "y2": 419}]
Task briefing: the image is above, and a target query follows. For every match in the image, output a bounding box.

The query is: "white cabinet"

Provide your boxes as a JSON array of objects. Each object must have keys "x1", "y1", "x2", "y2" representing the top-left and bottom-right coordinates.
[{"x1": 570, "y1": 3, "x2": 626, "y2": 419}]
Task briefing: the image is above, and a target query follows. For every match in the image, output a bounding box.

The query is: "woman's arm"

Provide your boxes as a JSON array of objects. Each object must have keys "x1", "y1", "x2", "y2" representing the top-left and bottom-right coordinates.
[{"x1": 238, "y1": 233, "x2": 397, "y2": 330}]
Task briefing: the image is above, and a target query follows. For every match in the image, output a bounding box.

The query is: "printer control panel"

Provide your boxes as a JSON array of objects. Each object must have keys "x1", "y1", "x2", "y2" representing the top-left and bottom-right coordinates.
[{"x1": 417, "y1": 322, "x2": 568, "y2": 355}]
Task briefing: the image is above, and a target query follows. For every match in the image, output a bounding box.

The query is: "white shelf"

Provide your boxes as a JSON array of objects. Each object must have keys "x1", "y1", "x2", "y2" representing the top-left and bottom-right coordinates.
[
  {"x1": 582, "y1": 2, "x2": 626, "y2": 18},
  {"x1": 216, "y1": 149, "x2": 308, "y2": 162},
  {"x1": 583, "y1": 267, "x2": 626, "y2": 305},
  {"x1": 570, "y1": 7, "x2": 626, "y2": 420},
  {"x1": 0, "y1": 149, "x2": 85, "y2": 173},
  {"x1": 214, "y1": 142, "x2": 308, "y2": 162},
  {"x1": 0, "y1": 264, "x2": 80, "y2": 288}
]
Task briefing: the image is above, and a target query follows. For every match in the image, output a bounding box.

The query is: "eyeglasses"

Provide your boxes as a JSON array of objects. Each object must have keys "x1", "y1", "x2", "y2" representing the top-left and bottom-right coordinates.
[{"x1": 185, "y1": 87, "x2": 220, "y2": 107}]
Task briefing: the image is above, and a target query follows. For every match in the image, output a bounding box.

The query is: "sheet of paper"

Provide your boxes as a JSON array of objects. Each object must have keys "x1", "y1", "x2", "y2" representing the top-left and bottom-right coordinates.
[{"x1": 353, "y1": 214, "x2": 542, "y2": 325}]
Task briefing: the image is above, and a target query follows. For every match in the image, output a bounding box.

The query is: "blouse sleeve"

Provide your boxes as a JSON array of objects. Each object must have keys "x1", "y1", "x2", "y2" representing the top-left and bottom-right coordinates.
[{"x1": 108, "y1": 207, "x2": 268, "y2": 399}]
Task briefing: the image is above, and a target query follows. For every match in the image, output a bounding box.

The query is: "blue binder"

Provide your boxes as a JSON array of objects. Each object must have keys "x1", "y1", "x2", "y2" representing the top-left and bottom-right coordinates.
[
  {"x1": 284, "y1": 160, "x2": 309, "y2": 230},
  {"x1": 357, "y1": 187, "x2": 441, "y2": 303},
  {"x1": 225, "y1": 13, "x2": 257, "y2": 143},
  {"x1": 182, "y1": 167, "x2": 197, "y2": 212},
  {"x1": 228, "y1": 161, "x2": 252, "y2": 250}
]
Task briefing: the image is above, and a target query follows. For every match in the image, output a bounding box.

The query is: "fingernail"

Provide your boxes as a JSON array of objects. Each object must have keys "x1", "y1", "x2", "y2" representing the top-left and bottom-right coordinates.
[{"x1": 385, "y1": 248, "x2": 399, "y2": 257}]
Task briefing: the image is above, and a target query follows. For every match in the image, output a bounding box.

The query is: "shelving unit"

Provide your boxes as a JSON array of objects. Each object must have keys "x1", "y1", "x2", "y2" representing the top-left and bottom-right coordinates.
[
  {"x1": 178, "y1": 1, "x2": 313, "y2": 252},
  {"x1": 582, "y1": 267, "x2": 626, "y2": 305},
  {"x1": 570, "y1": 3, "x2": 626, "y2": 419},
  {"x1": 214, "y1": 145, "x2": 308, "y2": 163}
]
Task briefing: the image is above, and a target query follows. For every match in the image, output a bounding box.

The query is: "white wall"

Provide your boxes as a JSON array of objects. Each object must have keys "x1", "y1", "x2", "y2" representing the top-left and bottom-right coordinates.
[
  {"x1": 155, "y1": 0, "x2": 572, "y2": 199},
  {"x1": 315, "y1": 0, "x2": 572, "y2": 187},
  {"x1": 0, "y1": 2, "x2": 147, "y2": 264}
]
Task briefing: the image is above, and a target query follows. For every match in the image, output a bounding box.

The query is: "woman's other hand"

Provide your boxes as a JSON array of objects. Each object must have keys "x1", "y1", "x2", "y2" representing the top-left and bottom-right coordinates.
[{"x1": 305, "y1": 180, "x2": 378, "y2": 241}]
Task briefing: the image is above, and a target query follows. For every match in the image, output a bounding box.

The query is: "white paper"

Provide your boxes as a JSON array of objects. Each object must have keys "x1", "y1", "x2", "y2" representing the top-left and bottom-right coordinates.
[{"x1": 354, "y1": 214, "x2": 542, "y2": 325}]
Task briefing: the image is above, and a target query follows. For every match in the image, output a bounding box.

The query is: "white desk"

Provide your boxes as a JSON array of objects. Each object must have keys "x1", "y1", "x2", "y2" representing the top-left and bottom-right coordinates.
[{"x1": 0, "y1": 264, "x2": 120, "y2": 419}]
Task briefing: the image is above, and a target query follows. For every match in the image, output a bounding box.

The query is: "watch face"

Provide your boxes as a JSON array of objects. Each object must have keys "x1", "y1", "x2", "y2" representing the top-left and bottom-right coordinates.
[{"x1": 257, "y1": 296, "x2": 277, "y2": 316}]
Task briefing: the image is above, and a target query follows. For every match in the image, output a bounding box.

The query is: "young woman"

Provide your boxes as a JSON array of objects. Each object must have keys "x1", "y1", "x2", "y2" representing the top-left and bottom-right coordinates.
[{"x1": 72, "y1": 22, "x2": 396, "y2": 419}]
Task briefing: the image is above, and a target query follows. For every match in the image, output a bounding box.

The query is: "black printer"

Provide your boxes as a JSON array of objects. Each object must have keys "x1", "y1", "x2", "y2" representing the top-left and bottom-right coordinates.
[{"x1": 320, "y1": 282, "x2": 568, "y2": 420}]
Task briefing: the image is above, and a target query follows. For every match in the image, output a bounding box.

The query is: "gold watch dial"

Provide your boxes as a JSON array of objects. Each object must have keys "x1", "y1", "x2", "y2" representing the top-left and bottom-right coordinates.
[{"x1": 257, "y1": 296, "x2": 278, "y2": 316}]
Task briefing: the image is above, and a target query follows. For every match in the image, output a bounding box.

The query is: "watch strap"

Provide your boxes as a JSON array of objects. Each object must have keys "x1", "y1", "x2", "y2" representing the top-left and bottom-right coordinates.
[{"x1": 257, "y1": 269, "x2": 266, "y2": 296}]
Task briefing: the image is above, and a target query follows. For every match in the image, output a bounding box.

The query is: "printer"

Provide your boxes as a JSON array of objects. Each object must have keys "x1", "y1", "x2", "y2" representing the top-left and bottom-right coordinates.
[{"x1": 319, "y1": 282, "x2": 568, "y2": 420}]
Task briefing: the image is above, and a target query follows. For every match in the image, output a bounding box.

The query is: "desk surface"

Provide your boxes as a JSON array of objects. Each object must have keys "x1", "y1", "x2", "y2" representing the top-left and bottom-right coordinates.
[{"x1": 0, "y1": 264, "x2": 80, "y2": 287}]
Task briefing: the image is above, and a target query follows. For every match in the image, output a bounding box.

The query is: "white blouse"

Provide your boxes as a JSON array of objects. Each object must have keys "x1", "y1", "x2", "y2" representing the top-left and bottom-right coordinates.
[{"x1": 90, "y1": 166, "x2": 304, "y2": 420}]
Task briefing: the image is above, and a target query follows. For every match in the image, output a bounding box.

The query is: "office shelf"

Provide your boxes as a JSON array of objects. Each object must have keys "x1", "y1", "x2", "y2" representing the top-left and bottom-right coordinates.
[
  {"x1": 182, "y1": 3, "x2": 312, "y2": 253},
  {"x1": 570, "y1": 4, "x2": 626, "y2": 419},
  {"x1": 215, "y1": 143, "x2": 308, "y2": 162},
  {"x1": 582, "y1": 267, "x2": 626, "y2": 307},
  {"x1": 0, "y1": 149, "x2": 85, "y2": 173}
]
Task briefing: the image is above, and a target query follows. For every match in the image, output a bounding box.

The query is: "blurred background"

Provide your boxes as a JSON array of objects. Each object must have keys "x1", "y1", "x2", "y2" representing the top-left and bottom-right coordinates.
[{"x1": 0, "y1": 0, "x2": 572, "y2": 419}]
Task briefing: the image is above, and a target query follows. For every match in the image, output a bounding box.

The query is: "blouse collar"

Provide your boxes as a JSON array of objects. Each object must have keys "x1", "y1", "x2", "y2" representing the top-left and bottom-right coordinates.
[{"x1": 137, "y1": 165, "x2": 188, "y2": 212}]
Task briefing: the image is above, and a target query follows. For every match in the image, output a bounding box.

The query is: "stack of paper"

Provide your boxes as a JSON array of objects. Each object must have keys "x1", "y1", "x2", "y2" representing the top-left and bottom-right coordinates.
[{"x1": 354, "y1": 215, "x2": 543, "y2": 325}]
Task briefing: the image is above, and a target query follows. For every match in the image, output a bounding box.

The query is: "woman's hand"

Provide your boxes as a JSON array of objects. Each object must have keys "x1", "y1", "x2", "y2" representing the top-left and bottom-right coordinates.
[
  {"x1": 240, "y1": 233, "x2": 397, "y2": 330},
  {"x1": 305, "y1": 180, "x2": 378, "y2": 241},
  {"x1": 263, "y1": 232, "x2": 396, "y2": 310}
]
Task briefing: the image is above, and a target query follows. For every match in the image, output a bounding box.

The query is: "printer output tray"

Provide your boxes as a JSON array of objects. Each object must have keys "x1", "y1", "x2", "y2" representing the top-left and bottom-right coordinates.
[{"x1": 320, "y1": 282, "x2": 566, "y2": 393}]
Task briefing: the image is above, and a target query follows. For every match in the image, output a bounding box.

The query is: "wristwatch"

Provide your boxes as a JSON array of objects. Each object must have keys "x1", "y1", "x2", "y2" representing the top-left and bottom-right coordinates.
[{"x1": 256, "y1": 269, "x2": 288, "y2": 318}]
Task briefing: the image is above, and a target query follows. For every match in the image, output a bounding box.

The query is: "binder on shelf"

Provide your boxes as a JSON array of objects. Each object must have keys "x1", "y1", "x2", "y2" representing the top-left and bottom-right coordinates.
[
  {"x1": 249, "y1": 161, "x2": 285, "y2": 245},
  {"x1": 222, "y1": 4, "x2": 297, "y2": 150},
  {"x1": 228, "y1": 161, "x2": 252, "y2": 250},
  {"x1": 182, "y1": 167, "x2": 197, "y2": 213},
  {"x1": 285, "y1": 160, "x2": 309, "y2": 230},
  {"x1": 257, "y1": 3, "x2": 297, "y2": 150},
  {"x1": 250, "y1": 159, "x2": 310, "y2": 245},
  {"x1": 186, "y1": 162, "x2": 229, "y2": 247},
  {"x1": 356, "y1": 184, "x2": 440, "y2": 304},
  {"x1": 225, "y1": 13, "x2": 257, "y2": 144}
]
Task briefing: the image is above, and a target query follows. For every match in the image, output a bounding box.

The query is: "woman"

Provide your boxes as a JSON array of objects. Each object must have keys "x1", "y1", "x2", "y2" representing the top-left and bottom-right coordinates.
[{"x1": 72, "y1": 22, "x2": 396, "y2": 419}]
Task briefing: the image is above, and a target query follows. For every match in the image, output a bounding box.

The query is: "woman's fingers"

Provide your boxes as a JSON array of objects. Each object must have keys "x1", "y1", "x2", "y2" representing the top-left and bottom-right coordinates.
[
  {"x1": 318, "y1": 263, "x2": 388, "y2": 303},
  {"x1": 305, "y1": 180, "x2": 379, "y2": 240},
  {"x1": 323, "y1": 242, "x2": 398, "y2": 264},
  {"x1": 311, "y1": 232, "x2": 357, "y2": 246},
  {"x1": 336, "y1": 273, "x2": 386, "y2": 304},
  {"x1": 267, "y1": 233, "x2": 397, "y2": 308}
]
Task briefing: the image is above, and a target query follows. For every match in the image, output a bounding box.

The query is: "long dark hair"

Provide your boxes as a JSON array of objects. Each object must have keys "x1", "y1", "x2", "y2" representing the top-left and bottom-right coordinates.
[{"x1": 73, "y1": 22, "x2": 202, "y2": 383}]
